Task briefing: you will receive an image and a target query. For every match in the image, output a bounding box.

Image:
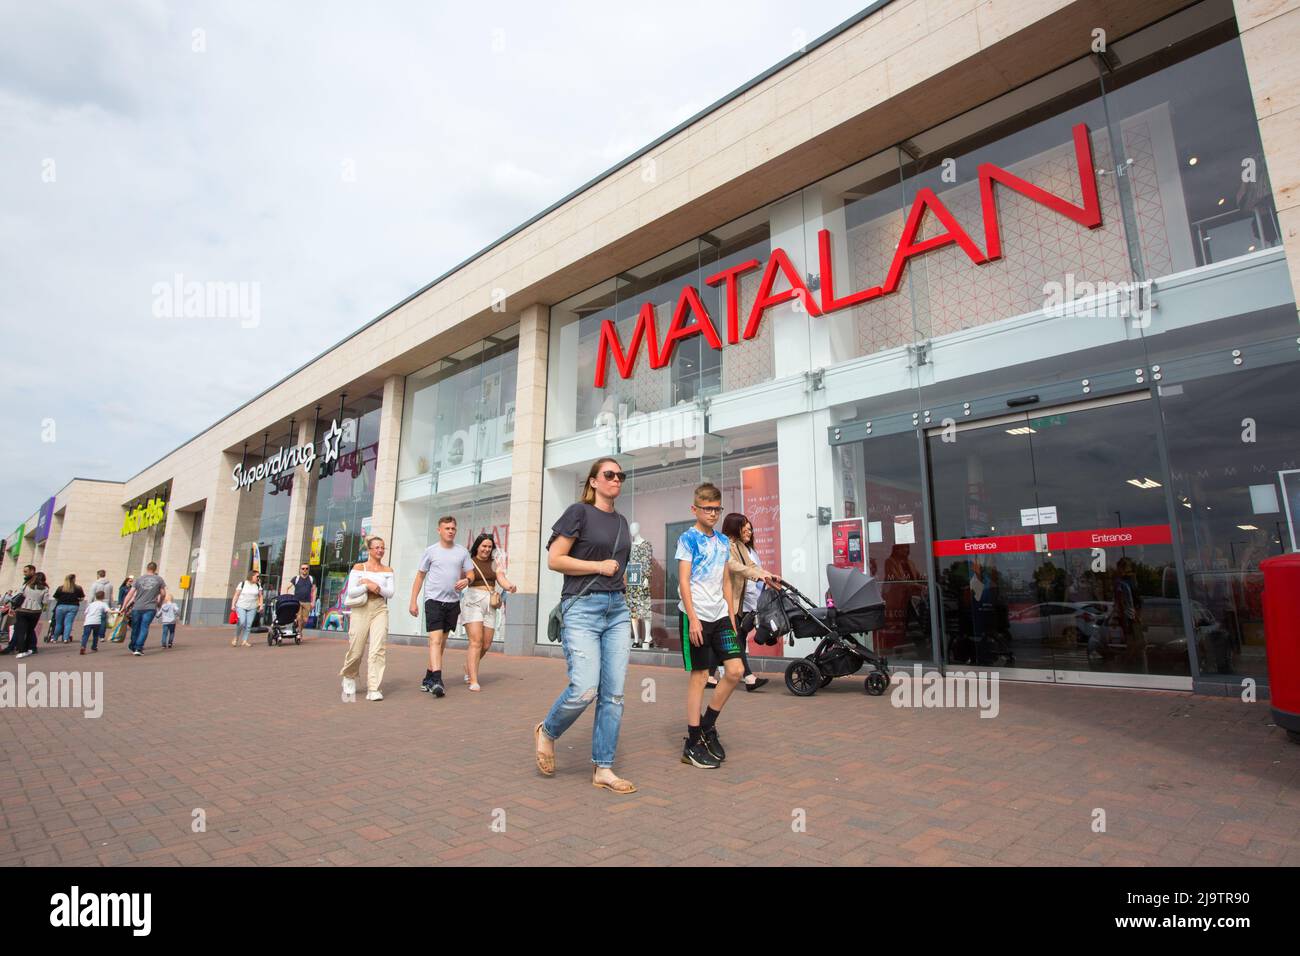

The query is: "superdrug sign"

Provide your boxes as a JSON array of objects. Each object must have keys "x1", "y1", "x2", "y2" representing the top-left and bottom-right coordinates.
[
  {"x1": 594, "y1": 123, "x2": 1102, "y2": 387},
  {"x1": 230, "y1": 419, "x2": 344, "y2": 492}
]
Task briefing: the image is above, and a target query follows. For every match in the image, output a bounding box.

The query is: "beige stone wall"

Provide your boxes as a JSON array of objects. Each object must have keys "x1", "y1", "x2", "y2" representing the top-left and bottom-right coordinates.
[
  {"x1": 506, "y1": 305, "x2": 550, "y2": 595},
  {"x1": 1235, "y1": 0, "x2": 1300, "y2": 307},
  {"x1": 368, "y1": 374, "x2": 405, "y2": 549}
]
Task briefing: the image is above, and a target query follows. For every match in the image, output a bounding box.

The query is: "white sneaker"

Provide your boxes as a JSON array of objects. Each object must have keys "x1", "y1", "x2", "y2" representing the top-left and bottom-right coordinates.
[
  {"x1": 16, "y1": 650, "x2": 32, "y2": 659},
  {"x1": 366, "y1": 690, "x2": 383, "y2": 701},
  {"x1": 341, "y1": 677, "x2": 356, "y2": 698}
]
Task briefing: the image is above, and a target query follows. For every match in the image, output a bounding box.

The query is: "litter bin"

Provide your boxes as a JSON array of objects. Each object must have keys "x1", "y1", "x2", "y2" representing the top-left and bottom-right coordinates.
[{"x1": 1260, "y1": 553, "x2": 1300, "y2": 744}]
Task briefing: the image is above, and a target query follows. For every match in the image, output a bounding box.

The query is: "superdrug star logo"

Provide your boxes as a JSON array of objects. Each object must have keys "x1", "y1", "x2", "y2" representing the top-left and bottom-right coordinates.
[{"x1": 320, "y1": 419, "x2": 344, "y2": 465}]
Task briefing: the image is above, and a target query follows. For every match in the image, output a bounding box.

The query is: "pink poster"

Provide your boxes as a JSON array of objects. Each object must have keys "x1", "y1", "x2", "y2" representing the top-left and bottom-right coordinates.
[{"x1": 740, "y1": 464, "x2": 782, "y2": 657}]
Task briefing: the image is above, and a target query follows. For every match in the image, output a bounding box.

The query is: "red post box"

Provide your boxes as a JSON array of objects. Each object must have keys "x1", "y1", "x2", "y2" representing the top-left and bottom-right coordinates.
[{"x1": 1260, "y1": 553, "x2": 1300, "y2": 744}]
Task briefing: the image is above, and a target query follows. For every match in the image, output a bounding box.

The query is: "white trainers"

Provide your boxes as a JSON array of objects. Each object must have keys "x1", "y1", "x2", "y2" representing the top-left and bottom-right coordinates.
[
  {"x1": 341, "y1": 677, "x2": 356, "y2": 698},
  {"x1": 366, "y1": 690, "x2": 383, "y2": 701},
  {"x1": 16, "y1": 650, "x2": 32, "y2": 659}
]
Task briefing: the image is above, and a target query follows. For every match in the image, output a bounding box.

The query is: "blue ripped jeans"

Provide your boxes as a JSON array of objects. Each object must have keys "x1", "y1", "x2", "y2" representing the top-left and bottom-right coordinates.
[{"x1": 541, "y1": 591, "x2": 632, "y2": 769}]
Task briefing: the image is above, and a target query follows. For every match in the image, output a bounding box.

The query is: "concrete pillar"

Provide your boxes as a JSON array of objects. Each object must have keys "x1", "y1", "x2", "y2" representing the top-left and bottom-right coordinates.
[
  {"x1": 1234, "y1": 0, "x2": 1300, "y2": 307},
  {"x1": 369, "y1": 373, "x2": 406, "y2": 547},
  {"x1": 279, "y1": 417, "x2": 316, "y2": 584},
  {"x1": 504, "y1": 303, "x2": 549, "y2": 654},
  {"x1": 191, "y1": 450, "x2": 245, "y2": 622},
  {"x1": 157, "y1": 502, "x2": 194, "y2": 587}
]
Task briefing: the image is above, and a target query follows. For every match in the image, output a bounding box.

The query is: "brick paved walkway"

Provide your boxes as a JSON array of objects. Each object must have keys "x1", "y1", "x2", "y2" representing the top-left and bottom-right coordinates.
[{"x1": 2, "y1": 626, "x2": 1299, "y2": 866}]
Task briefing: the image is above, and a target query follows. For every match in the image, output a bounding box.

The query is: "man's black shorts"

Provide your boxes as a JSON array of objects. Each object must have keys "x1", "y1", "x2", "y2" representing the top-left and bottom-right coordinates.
[
  {"x1": 679, "y1": 613, "x2": 742, "y2": 672},
  {"x1": 424, "y1": 599, "x2": 461, "y2": 634}
]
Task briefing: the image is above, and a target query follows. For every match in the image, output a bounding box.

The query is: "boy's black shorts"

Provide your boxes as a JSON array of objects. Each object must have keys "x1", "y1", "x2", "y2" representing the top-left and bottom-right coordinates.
[
  {"x1": 424, "y1": 599, "x2": 461, "y2": 634},
  {"x1": 679, "y1": 612, "x2": 743, "y2": 672}
]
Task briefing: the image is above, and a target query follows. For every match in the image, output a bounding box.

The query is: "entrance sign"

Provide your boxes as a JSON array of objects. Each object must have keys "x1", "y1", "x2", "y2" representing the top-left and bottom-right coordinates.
[
  {"x1": 933, "y1": 524, "x2": 1172, "y2": 557},
  {"x1": 594, "y1": 123, "x2": 1102, "y2": 386}
]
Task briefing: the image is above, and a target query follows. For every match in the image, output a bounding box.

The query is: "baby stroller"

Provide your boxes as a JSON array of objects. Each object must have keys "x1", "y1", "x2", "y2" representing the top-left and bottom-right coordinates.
[
  {"x1": 268, "y1": 595, "x2": 302, "y2": 646},
  {"x1": 755, "y1": 566, "x2": 891, "y2": 697}
]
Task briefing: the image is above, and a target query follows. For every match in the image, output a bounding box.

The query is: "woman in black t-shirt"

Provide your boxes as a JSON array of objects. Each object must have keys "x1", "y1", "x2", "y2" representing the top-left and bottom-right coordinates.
[
  {"x1": 50, "y1": 574, "x2": 85, "y2": 643},
  {"x1": 534, "y1": 457, "x2": 636, "y2": 794}
]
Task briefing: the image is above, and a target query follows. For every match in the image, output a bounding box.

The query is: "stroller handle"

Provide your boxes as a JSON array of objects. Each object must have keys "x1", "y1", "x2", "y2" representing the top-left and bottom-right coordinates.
[{"x1": 772, "y1": 577, "x2": 817, "y2": 607}]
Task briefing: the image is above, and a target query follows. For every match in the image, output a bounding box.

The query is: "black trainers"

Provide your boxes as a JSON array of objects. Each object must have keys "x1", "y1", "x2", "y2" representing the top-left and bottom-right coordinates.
[
  {"x1": 430, "y1": 681, "x2": 445, "y2": 698},
  {"x1": 702, "y1": 727, "x2": 726, "y2": 762},
  {"x1": 420, "y1": 675, "x2": 434, "y2": 693},
  {"x1": 681, "y1": 736, "x2": 721, "y2": 769}
]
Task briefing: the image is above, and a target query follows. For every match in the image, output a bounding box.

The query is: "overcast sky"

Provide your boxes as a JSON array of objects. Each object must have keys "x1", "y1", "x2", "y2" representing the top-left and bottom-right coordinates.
[{"x1": 0, "y1": 0, "x2": 868, "y2": 535}]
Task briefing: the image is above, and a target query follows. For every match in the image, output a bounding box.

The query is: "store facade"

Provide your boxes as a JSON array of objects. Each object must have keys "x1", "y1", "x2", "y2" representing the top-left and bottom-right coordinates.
[{"x1": 6, "y1": 0, "x2": 1298, "y2": 694}]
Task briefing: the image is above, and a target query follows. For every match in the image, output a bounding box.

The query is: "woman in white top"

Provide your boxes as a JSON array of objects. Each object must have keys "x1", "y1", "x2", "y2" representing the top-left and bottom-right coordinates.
[
  {"x1": 339, "y1": 536, "x2": 395, "y2": 701},
  {"x1": 230, "y1": 570, "x2": 263, "y2": 647}
]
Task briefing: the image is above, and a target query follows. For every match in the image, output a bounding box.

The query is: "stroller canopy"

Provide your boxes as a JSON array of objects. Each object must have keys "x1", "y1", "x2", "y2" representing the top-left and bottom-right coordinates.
[{"x1": 826, "y1": 565, "x2": 884, "y2": 611}]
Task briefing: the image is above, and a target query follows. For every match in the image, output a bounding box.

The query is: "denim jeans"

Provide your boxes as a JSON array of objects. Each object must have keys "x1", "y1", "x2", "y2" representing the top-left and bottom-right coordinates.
[
  {"x1": 235, "y1": 607, "x2": 256, "y2": 643},
  {"x1": 128, "y1": 608, "x2": 156, "y2": 651},
  {"x1": 161, "y1": 623, "x2": 175, "y2": 646},
  {"x1": 541, "y1": 591, "x2": 632, "y2": 768},
  {"x1": 54, "y1": 604, "x2": 78, "y2": 641},
  {"x1": 81, "y1": 622, "x2": 104, "y2": 650}
]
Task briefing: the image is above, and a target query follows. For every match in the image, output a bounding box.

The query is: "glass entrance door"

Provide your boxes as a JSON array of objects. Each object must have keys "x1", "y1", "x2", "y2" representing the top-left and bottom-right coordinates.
[{"x1": 926, "y1": 393, "x2": 1191, "y2": 685}]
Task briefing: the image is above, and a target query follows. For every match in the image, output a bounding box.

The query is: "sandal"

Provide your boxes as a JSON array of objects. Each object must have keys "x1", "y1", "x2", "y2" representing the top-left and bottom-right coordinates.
[
  {"x1": 592, "y1": 769, "x2": 637, "y2": 794},
  {"x1": 534, "y1": 723, "x2": 555, "y2": 776},
  {"x1": 469, "y1": 682, "x2": 481, "y2": 692}
]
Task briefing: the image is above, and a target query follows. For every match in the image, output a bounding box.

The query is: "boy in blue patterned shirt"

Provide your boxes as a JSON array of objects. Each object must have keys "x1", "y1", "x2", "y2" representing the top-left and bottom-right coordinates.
[{"x1": 676, "y1": 482, "x2": 742, "y2": 769}]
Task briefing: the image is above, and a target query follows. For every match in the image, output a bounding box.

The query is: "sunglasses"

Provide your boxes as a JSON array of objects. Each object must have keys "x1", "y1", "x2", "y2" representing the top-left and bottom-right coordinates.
[{"x1": 600, "y1": 470, "x2": 628, "y2": 482}]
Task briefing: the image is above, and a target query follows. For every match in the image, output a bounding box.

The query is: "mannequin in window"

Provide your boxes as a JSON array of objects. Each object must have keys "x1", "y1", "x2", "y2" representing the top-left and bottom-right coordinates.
[{"x1": 625, "y1": 522, "x2": 653, "y2": 648}]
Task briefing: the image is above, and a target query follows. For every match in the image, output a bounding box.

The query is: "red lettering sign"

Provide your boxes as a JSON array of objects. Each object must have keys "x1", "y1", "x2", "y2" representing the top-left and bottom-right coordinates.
[
  {"x1": 932, "y1": 524, "x2": 1172, "y2": 557},
  {"x1": 592, "y1": 123, "x2": 1103, "y2": 386}
]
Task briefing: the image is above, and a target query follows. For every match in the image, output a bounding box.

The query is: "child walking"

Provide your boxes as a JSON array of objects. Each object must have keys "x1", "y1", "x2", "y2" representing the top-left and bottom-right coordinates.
[
  {"x1": 158, "y1": 598, "x2": 180, "y2": 648},
  {"x1": 676, "y1": 482, "x2": 743, "y2": 769},
  {"x1": 80, "y1": 594, "x2": 110, "y2": 654}
]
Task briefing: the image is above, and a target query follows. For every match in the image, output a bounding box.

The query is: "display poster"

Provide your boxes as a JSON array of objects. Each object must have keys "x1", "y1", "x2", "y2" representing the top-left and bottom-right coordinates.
[
  {"x1": 309, "y1": 525, "x2": 324, "y2": 565},
  {"x1": 893, "y1": 515, "x2": 916, "y2": 545},
  {"x1": 740, "y1": 463, "x2": 782, "y2": 658},
  {"x1": 831, "y1": 517, "x2": 865, "y2": 571}
]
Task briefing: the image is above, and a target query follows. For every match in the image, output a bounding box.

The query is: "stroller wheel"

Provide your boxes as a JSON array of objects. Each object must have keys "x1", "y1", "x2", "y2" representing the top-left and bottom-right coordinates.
[
  {"x1": 785, "y1": 659, "x2": 822, "y2": 697},
  {"x1": 865, "y1": 671, "x2": 889, "y2": 696},
  {"x1": 267, "y1": 632, "x2": 275, "y2": 646},
  {"x1": 294, "y1": 636, "x2": 301, "y2": 645}
]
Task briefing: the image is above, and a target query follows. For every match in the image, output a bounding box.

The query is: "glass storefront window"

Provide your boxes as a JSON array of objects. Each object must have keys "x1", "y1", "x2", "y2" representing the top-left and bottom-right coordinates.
[
  {"x1": 228, "y1": 428, "x2": 296, "y2": 598},
  {"x1": 391, "y1": 328, "x2": 519, "y2": 637},
  {"x1": 296, "y1": 393, "x2": 383, "y2": 628}
]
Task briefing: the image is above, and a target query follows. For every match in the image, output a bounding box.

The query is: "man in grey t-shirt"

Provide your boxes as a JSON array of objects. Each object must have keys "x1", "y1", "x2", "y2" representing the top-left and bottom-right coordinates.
[
  {"x1": 121, "y1": 562, "x2": 168, "y2": 655},
  {"x1": 407, "y1": 516, "x2": 473, "y2": 696}
]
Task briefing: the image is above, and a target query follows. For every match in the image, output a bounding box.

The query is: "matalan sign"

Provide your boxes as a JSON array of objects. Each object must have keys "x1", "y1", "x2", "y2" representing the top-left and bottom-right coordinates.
[
  {"x1": 230, "y1": 419, "x2": 343, "y2": 492},
  {"x1": 594, "y1": 123, "x2": 1102, "y2": 386}
]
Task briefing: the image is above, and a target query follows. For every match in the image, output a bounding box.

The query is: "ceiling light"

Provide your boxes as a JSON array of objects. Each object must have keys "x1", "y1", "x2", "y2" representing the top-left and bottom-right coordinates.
[
  {"x1": 1248, "y1": 244, "x2": 1256, "y2": 252},
  {"x1": 1188, "y1": 156, "x2": 1198, "y2": 166},
  {"x1": 1237, "y1": 524, "x2": 1259, "y2": 531},
  {"x1": 1217, "y1": 198, "x2": 1225, "y2": 206},
  {"x1": 1126, "y1": 477, "x2": 1162, "y2": 489},
  {"x1": 1005, "y1": 426, "x2": 1037, "y2": 435}
]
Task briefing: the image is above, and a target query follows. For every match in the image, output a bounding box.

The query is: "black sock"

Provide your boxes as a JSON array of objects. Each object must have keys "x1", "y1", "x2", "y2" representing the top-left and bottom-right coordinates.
[
  {"x1": 687, "y1": 724, "x2": 703, "y2": 745},
  {"x1": 424, "y1": 669, "x2": 434, "y2": 680},
  {"x1": 700, "y1": 706, "x2": 720, "y2": 732},
  {"x1": 431, "y1": 670, "x2": 442, "y2": 684}
]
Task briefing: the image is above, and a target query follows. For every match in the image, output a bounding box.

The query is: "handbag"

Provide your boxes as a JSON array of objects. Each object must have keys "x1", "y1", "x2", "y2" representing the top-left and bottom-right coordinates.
[
  {"x1": 229, "y1": 609, "x2": 238, "y2": 625},
  {"x1": 547, "y1": 515, "x2": 624, "y2": 643}
]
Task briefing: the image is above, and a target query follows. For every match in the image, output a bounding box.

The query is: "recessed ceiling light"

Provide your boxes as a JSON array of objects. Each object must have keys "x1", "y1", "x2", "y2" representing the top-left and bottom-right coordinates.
[
  {"x1": 1237, "y1": 524, "x2": 1259, "y2": 531},
  {"x1": 1217, "y1": 198, "x2": 1225, "y2": 206},
  {"x1": 1248, "y1": 244, "x2": 1256, "y2": 252},
  {"x1": 1126, "y1": 477, "x2": 1162, "y2": 489},
  {"x1": 1188, "y1": 156, "x2": 1198, "y2": 166},
  {"x1": 1005, "y1": 426, "x2": 1037, "y2": 435}
]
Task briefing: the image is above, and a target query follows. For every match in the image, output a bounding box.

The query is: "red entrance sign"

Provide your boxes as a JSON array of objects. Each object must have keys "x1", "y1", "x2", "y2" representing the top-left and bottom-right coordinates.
[
  {"x1": 932, "y1": 524, "x2": 1172, "y2": 556},
  {"x1": 594, "y1": 123, "x2": 1102, "y2": 386},
  {"x1": 932, "y1": 534, "x2": 1039, "y2": 557}
]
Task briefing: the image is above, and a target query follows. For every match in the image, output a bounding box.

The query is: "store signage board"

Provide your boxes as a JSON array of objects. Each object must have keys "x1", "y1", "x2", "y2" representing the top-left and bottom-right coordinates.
[
  {"x1": 34, "y1": 497, "x2": 56, "y2": 543},
  {"x1": 593, "y1": 123, "x2": 1102, "y2": 386},
  {"x1": 230, "y1": 419, "x2": 343, "y2": 491},
  {"x1": 121, "y1": 496, "x2": 167, "y2": 536}
]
